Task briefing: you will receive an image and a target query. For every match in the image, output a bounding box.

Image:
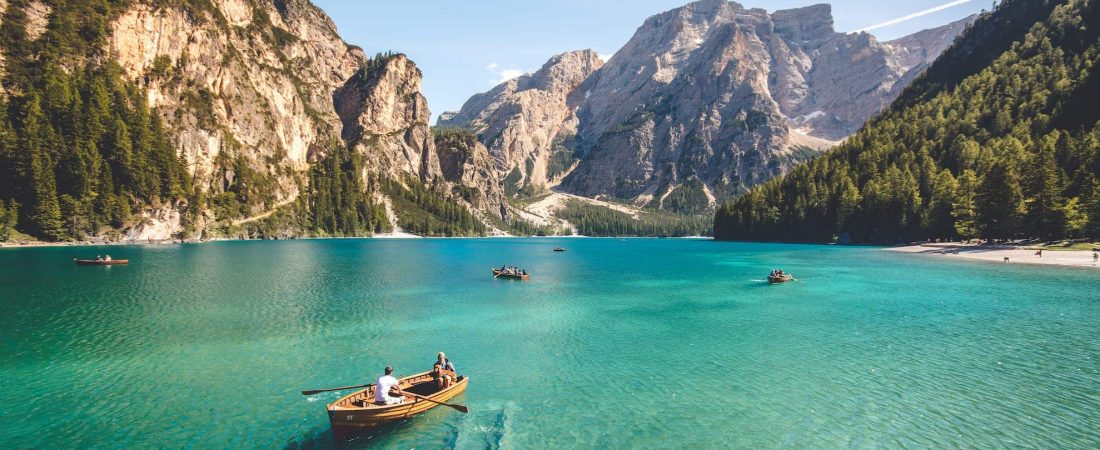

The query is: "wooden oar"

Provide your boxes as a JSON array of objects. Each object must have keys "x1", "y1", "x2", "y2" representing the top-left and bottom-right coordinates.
[
  {"x1": 406, "y1": 392, "x2": 469, "y2": 413},
  {"x1": 301, "y1": 383, "x2": 372, "y2": 396}
]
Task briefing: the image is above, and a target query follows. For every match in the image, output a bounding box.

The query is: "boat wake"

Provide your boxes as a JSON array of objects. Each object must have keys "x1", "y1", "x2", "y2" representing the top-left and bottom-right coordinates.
[{"x1": 446, "y1": 401, "x2": 519, "y2": 449}]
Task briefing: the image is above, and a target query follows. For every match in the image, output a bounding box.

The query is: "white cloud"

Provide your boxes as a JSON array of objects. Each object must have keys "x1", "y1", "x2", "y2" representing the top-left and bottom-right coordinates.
[
  {"x1": 486, "y1": 63, "x2": 528, "y2": 84},
  {"x1": 855, "y1": 0, "x2": 973, "y2": 33},
  {"x1": 597, "y1": 53, "x2": 614, "y2": 63}
]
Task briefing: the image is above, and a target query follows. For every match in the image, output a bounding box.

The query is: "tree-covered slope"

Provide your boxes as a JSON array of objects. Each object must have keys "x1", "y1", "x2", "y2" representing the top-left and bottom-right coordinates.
[
  {"x1": 0, "y1": 0, "x2": 194, "y2": 242},
  {"x1": 715, "y1": 0, "x2": 1100, "y2": 244}
]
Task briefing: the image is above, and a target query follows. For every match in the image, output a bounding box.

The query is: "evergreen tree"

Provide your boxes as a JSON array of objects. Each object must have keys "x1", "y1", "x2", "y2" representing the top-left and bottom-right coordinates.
[
  {"x1": 953, "y1": 170, "x2": 979, "y2": 239},
  {"x1": 1024, "y1": 137, "x2": 1069, "y2": 239},
  {"x1": 20, "y1": 94, "x2": 66, "y2": 241},
  {"x1": 975, "y1": 160, "x2": 1025, "y2": 240}
]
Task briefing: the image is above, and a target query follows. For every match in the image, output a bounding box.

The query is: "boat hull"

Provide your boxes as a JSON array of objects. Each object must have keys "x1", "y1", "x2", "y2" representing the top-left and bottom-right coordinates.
[
  {"x1": 767, "y1": 275, "x2": 792, "y2": 284},
  {"x1": 74, "y1": 259, "x2": 129, "y2": 266},
  {"x1": 492, "y1": 269, "x2": 529, "y2": 281},
  {"x1": 327, "y1": 371, "x2": 468, "y2": 437}
]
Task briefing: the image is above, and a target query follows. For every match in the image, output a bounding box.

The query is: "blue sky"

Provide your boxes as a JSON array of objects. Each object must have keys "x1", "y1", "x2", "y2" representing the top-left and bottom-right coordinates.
[{"x1": 312, "y1": 1, "x2": 990, "y2": 122}]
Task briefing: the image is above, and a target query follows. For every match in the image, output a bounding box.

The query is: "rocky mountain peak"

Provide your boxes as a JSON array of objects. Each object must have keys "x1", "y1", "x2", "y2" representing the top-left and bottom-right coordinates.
[
  {"x1": 771, "y1": 3, "x2": 835, "y2": 46},
  {"x1": 445, "y1": 2, "x2": 976, "y2": 213},
  {"x1": 438, "y1": 49, "x2": 604, "y2": 192},
  {"x1": 334, "y1": 53, "x2": 439, "y2": 182}
]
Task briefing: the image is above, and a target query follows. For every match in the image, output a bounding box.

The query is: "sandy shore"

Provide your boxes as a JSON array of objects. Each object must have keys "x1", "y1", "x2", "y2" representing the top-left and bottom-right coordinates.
[{"x1": 887, "y1": 243, "x2": 1100, "y2": 269}]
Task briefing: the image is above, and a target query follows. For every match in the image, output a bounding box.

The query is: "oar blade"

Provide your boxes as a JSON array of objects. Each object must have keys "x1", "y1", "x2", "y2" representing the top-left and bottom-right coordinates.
[{"x1": 451, "y1": 404, "x2": 470, "y2": 413}]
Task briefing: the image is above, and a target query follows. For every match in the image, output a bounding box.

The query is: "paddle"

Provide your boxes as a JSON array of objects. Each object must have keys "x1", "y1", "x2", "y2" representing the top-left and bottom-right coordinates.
[
  {"x1": 406, "y1": 392, "x2": 469, "y2": 413},
  {"x1": 300, "y1": 386, "x2": 469, "y2": 413},
  {"x1": 300, "y1": 383, "x2": 372, "y2": 396}
]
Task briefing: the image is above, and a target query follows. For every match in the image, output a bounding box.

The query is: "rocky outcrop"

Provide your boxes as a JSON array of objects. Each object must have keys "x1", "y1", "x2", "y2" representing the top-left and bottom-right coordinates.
[
  {"x1": 561, "y1": 1, "x2": 973, "y2": 207},
  {"x1": 434, "y1": 129, "x2": 507, "y2": 218},
  {"x1": 108, "y1": 0, "x2": 365, "y2": 216},
  {"x1": 445, "y1": 1, "x2": 972, "y2": 211},
  {"x1": 439, "y1": 50, "x2": 603, "y2": 191},
  {"x1": 334, "y1": 54, "x2": 440, "y2": 182}
]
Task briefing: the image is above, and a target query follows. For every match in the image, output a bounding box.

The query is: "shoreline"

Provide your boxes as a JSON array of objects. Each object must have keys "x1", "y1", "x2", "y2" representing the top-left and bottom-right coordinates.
[
  {"x1": 0, "y1": 234, "x2": 717, "y2": 249},
  {"x1": 886, "y1": 243, "x2": 1099, "y2": 269}
]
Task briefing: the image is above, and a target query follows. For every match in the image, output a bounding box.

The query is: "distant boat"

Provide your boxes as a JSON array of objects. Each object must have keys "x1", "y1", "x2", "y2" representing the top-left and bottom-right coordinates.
[
  {"x1": 493, "y1": 268, "x2": 530, "y2": 281},
  {"x1": 326, "y1": 370, "x2": 468, "y2": 438},
  {"x1": 767, "y1": 273, "x2": 793, "y2": 284},
  {"x1": 74, "y1": 259, "x2": 129, "y2": 266},
  {"x1": 553, "y1": 247, "x2": 566, "y2": 252}
]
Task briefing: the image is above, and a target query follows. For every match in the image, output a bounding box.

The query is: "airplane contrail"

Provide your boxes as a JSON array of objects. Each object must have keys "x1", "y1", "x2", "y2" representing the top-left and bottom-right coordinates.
[{"x1": 855, "y1": 0, "x2": 973, "y2": 33}]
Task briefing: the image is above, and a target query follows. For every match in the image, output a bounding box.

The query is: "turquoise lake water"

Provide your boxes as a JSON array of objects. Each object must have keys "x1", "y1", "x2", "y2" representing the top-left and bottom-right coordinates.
[{"x1": 1, "y1": 239, "x2": 1098, "y2": 448}]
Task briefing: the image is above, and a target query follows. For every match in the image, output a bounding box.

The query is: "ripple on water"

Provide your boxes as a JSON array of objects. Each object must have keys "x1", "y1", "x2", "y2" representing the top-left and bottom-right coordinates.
[{"x1": 1, "y1": 240, "x2": 1099, "y2": 449}]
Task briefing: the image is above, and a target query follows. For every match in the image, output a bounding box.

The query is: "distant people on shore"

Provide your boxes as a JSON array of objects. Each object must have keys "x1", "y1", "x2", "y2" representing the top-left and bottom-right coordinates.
[
  {"x1": 1093, "y1": 251, "x2": 1098, "y2": 264},
  {"x1": 1004, "y1": 257, "x2": 1010, "y2": 263}
]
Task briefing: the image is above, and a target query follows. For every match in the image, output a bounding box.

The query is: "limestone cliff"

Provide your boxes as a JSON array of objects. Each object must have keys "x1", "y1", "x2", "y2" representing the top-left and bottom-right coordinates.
[
  {"x1": 439, "y1": 50, "x2": 603, "y2": 192},
  {"x1": 444, "y1": 1, "x2": 972, "y2": 213},
  {"x1": 334, "y1": 54, "x2": 440, "y2": 182},
  {"x1": 106, "y1": 0, "x2": 366, "y2": 236}
]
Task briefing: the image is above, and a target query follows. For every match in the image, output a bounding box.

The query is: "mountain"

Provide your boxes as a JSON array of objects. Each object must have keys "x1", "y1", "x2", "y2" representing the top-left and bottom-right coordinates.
[
  {"x1": 714, "y1": 0, "x2": 1100, "y2": 244},
  {"x1": 0, "y1": 0, "x2": 501, "y2": 242},
  {"x1": 438, "y1": 50, "x2": 603, "y2": 193},
  {"x1": 443, "y1": 1, "x2": 972, "y2": 214}
]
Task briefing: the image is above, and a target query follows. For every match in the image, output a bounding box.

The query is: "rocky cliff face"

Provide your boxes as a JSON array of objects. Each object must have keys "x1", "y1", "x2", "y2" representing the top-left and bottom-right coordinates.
[
  {"x1": 107, "y1": 0, "x2": 365, "y2": 235},
  {"x1": 439, "y1": 50, "x2": 603, "y2": 192},
  {"x1": 444, "y1": 0, "x2": 972, "y2": 212},
  {"x1": 94, "y1": 0, "x2": 499, "y2": 238},
  {"x1": 334, "y1": 54, "x2": 440, "y2": 182}
]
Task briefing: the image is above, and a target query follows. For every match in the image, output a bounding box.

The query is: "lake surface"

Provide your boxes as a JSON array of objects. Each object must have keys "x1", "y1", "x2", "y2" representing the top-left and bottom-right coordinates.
[{"x1": 1, "y1": 239, "x2": 1098, "y2": 448}]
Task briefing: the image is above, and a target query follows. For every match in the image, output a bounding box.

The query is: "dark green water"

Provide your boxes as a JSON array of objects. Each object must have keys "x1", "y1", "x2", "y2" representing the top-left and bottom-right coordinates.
[{"x1": 1, "y1": 239, "x2": 1098, "y2": 448}]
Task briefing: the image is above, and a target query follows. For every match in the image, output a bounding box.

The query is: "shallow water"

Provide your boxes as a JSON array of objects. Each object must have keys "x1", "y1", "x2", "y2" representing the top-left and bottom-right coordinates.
[{"x1": 1, "y1": 239, "x2": 1098, "y2": 448}]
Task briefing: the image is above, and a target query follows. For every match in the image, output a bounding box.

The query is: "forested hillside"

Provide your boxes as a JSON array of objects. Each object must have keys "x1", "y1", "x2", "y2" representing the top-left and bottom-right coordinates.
[
  {"x1": 0, "y1": 1, "x2": 494, "y2": 242},
  {"x1": 715, "y1": 0, "x2": 1100, "y2": 244},
  {"x1": 0, "y1": 1, "x2": 194, "y2": 242}
]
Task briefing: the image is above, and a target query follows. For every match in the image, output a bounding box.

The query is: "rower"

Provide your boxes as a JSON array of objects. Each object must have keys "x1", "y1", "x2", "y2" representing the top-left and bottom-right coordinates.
[
  {"x1": 375, "y1": 366, "x2": 404, "y2": 405},
  {"x1": 431, "y1": 352, "x2": 456, "y2": 389}
]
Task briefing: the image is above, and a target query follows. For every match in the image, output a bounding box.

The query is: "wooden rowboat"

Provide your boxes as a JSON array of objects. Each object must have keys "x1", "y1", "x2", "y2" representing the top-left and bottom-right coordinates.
[
  {"x1": 492, "y1": 269, "x2": 529, "y2": 281},
  {"x1": 74, "y1": 259, "x2": 129, "y2": 266},
  {"x1": 767, "y1": 274, "x2": 793, "y2": 284},
  {"x1": 327, "y1": 371, "x2": 468, "y2": 437},
  {"x1": 553, "y1": 247, "x2": 566, "y2": 252}
]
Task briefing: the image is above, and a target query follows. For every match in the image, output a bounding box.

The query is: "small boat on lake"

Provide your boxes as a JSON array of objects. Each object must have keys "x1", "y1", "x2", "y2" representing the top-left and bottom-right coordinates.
[
  {"x1": 493, "y1": 268, "x2": 530, "y2": 281},
  {"x1": 767, "y1": 274, "x2": 793, "y2": 284},
  {"x1": 74, "y1": 259, "x2": 129, "y2": 266},
  {"x1": 326, "y1": 371, "x2": 468, "y2": 437},
  {"x1": 553, "y1": 247, "x2": 566, "y2": 252}
]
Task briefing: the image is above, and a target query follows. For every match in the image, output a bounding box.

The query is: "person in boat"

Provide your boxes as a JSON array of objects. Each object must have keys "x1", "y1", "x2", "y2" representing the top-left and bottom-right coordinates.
[
  {"x1": 95, "y1": 255, "x2": 103, "y2": 261},
  {"x1": 375, "y1": 366, "x2": 404, "y2": 405},
  {"x1": 431, "y1": 352, "x2": 456, "y2": 389},
  {"x1": 104, "y1": 255, "x2": 112, "y2": 262}
]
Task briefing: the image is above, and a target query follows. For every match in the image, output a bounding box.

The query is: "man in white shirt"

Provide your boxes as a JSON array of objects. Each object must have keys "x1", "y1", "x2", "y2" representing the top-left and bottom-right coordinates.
[{"x1": 375, "y1": 366, "x2": 404, "y2": 405}]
